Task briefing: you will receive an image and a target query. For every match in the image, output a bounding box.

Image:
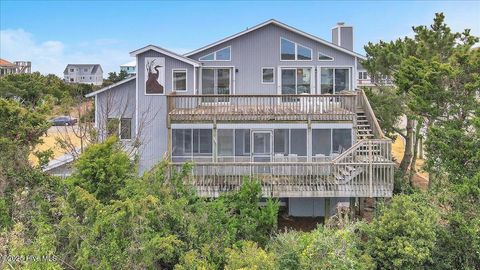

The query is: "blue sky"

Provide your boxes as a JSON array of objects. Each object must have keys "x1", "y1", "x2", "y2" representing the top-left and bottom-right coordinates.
[{"x1": 1, "y1": 1, "x2": 479, "y2": 76}]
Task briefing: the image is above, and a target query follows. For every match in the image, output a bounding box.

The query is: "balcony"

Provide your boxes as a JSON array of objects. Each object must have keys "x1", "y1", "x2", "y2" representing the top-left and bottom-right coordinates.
[
  {"x1": 170, "y1": 139, "x2": 394, "y2": 198},
  {"x1": 167, "y1": 93, "x2": 357, "y2": 123}
]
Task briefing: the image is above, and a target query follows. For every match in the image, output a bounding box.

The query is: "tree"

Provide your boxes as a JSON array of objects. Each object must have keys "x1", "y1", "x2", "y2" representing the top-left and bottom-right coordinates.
[
  {"x1": 103, "y1": 70, "x2": 130, "y2": 86},
  {"x1": 362, "y1": 13, "x2": 479, "y2": 186},
  {"x1": 0, "y1": 72, "x2": 69, "y2": 108},
  {"x1": 225, "y1": 241, "x2": 276, "y2": 270},
  {"x1": 269, "y1": 225, "x2": 374, "y2": 270},
  {"x1": 66, "y1": 136, "x2": 134, "y2": 203},
  {"x1": 363, "y1": 194, "x2": 439, "y2": 269}
]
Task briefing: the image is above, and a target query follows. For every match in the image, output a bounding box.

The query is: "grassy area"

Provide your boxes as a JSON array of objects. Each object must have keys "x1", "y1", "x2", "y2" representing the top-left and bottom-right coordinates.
[
  {"x1": 392, "y1": 137, "x2": 429, "y2": 187},
  {"x1": 30, "y1": 127, "x2": 83, "y2": 165}
]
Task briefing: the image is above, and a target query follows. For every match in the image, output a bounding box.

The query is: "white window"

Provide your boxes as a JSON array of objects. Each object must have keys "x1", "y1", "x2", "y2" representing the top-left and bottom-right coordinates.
[
  {"x1": 358, "y1": 71, "x2": 368, "y2": 80},
  {"x1": 172, "y1": 129, "x2": 213, "y2": 158},
  {"x1": 280, "y1": 38, "x2": 312, "y2": 61},
  {"x1": 274, "y1": 129, "x2": 307, "y2": 157},
  {"x1": 84, "y1": 68, "x2": 88, "y2": 72},
  {"x1": 199, "y1": 46, "x2": 231, "y2": 61},
  {"x1": 312, "y1": 128, "x2": 352, "y2": 156},
  {"x1": 318, "y1": 52, "x2": 334, "y2": 61},
  {"x1": 172, "y1": 69, "x2": 187, "y2": 91},
  {"x1": 281, "y1": 68, "x2": 312, "y2": 95},
  {"x1": 261, "y1": 67, "x2": 274, "y2": 84},
  {"x1": 107, "y1": 118, "x2": 132, "y2": 140},
  {"x1": 69, "y1": 68, "x2": 74, "y2": 72},
  {"x1": 320, "y1": 67, "x2": 351, "y2": 94}
]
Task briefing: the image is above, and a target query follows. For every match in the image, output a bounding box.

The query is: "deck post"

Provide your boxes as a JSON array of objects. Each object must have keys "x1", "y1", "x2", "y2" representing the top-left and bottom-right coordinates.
[
  {"x1": 324, "y1": 197, "x2": 331, "y2": 223},
  {"x1": 369, "y1": 140, "x2": 373, "y2": 197}
]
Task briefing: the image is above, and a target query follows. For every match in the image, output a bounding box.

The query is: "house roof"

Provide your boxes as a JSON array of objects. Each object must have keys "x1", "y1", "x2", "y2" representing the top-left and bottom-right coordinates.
[
  {"x1": 184, "y1": 19, "x2": 366, "y2": 60},
  {"x1": 85, "y1": 76, "x2": 136, "y2": 97},
  {"x1": 129, "y1": 45, "x2": 201, "y2": 67},
  {"x1": 63, "y1": 64, "x2": 103, "y2": 74},
  {"x1": 0, "y1": 58, "x2": 17, "y2": 67},
  {"x1": 120, "y1": 60, "x2": 136, "y2": 67},
  {"x1": 42, "y1": 152, "x2": 75, "y2": 172}
]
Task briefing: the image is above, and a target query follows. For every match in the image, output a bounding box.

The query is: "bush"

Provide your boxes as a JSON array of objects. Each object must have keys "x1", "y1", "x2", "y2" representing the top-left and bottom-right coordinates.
[
  {"x1": 269, "y1": 225, "x2": 374, "y2": 270},
  {"x1": 364, "y1": 194, "x2": 439, "y2": 269}
]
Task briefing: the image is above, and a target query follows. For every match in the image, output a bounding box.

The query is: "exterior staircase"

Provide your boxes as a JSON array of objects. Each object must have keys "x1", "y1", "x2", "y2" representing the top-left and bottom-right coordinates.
[{"x1": 356, "y1": 108, "x2": 374, "y2": 140}]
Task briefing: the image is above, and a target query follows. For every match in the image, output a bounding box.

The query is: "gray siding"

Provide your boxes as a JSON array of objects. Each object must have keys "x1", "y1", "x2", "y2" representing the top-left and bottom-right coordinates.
[
  {"x1": 136, "y1": 50, "x2": 195, "y2": 172},
  {"x1": 96, "y1": 78, "x2": 136, "y2": 140},
  {"x1": 189, "y1": 24, "x2": 357, "y2": 95}
]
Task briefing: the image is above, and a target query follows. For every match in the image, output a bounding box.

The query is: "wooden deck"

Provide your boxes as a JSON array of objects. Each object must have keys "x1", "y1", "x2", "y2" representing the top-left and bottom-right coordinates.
[{"x1": 167, "y1": 94, "x2": 357, "y2": 122}]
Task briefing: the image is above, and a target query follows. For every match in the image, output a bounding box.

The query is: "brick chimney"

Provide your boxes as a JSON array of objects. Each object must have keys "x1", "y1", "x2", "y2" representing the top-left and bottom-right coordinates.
[{"x1": 332, "y1": 22, "x2": 354, "y2": 51}]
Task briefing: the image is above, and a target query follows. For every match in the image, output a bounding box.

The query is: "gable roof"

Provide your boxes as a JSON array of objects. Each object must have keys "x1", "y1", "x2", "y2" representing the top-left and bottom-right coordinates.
[
  {"x1": 63, "y1": 64, "x2": 102, "y2": 74},
  {"x1": 0, "y1": 58, "x2": 17, "y2": 67},
  {"x1": 130, "y1": 45, "x2": 201, "y2": 67},
  {"x1": 85, "y1": 76, "x2": 136, "y2": 98},
  {"x1": 184, "y1": 19, "x2": 366, "y2": 60}
]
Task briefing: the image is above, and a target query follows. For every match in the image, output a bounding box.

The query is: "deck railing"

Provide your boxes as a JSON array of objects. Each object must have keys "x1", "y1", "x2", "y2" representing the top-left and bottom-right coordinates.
[
  {"x1": 167, "y1": 93, "x2": 357, "y2": 122},
  {"x1": 356, "y1": 89, "x2": 385, "y2": 138},
  {"x1": 170, "y1": 139, "x2": 394, "y2": 198}
]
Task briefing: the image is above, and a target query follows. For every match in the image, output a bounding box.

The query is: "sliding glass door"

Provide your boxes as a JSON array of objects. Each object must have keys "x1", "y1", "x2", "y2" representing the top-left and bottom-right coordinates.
[
  {"x1": 281, "y1": 68, "x2": 312, "y2": 102},
  {"x1": 320, "y1": 68, "x2": 351, "y2": 94},
  {"x1": 201, "y1": 68, "x2": 231, "y2": 103}
]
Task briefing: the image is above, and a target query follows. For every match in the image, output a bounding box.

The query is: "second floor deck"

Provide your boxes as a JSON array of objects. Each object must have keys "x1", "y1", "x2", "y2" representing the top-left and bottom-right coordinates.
[{"x1": 167, "y1": 92, "x2": 358, "y2": 123}]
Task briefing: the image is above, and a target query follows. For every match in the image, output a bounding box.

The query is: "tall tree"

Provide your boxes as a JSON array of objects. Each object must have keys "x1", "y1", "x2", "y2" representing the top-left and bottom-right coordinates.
[{"x1": 362, "y1": 13, "x2": 479, "y2": 185}]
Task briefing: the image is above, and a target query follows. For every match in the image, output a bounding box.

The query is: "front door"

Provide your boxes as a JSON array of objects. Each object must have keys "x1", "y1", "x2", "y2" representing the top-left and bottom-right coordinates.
[{"x1": 252, "y1": 131, "x2": 272, "y2": 173}]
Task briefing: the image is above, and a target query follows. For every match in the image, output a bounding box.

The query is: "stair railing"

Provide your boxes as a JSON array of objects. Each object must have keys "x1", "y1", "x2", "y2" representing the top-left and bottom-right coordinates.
[{"x1": 357, "y1": 89, "x2": 385, "y2": 139}]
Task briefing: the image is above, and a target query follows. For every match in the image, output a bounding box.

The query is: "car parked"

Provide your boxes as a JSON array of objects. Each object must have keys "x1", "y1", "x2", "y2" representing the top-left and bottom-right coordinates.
[{"x1": 50, "y1": 116, "x2": 77, "y2": 126}]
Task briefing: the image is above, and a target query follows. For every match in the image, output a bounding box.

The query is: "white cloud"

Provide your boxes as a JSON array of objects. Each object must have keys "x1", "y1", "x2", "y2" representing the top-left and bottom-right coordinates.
[{"x1": 0, "y1": 28, "x2": 132, "y2": 77}]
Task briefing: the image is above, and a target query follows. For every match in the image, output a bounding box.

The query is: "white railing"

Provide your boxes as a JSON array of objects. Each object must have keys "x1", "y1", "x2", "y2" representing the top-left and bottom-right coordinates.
[{"x1": 169, "y1": 140, "x2": 394, "y2": 198}]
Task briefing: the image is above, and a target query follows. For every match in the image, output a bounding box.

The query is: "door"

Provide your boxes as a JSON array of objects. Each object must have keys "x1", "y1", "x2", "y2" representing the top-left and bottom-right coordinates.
[
  {"x1": 252, "y1": 131, "x2": 272, "y2": 173},
  {"x1": 201, "y1": 68, "x2": 231, "y2": 103}
]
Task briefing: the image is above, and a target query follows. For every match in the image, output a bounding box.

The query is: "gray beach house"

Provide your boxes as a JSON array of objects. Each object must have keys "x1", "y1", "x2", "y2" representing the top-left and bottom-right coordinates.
[{"x1": 86, "y1": 19, "x2": 394, "y2": 217}]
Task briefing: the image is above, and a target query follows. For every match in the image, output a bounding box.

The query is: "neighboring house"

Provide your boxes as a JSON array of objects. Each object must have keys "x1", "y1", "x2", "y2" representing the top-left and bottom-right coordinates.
[
  {"x1": 120, "y1": 60, "x2": 136, "y2": 75},
  {"x1": 0, "y1": 59, "x2": 31, "y2": 77},
  {"x1": 64, "y1": 64, "x2": 103, "y2": 85},
  {"x1": 86, "y1": 19, "x2": 395, "y2": 217},
  {"x1": 43, "y1": 152, "x2": 75, "y2": 179}
]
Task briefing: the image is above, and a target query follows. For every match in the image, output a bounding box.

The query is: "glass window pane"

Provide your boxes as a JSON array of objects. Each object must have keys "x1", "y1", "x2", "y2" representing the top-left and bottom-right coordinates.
[
  {"x1": 217, "y1": 69, "x2": 230, "y2": 95},
  {"x1": 253, "y1": 132, "x2": 270, "y2": 154},
  {"x1": 297, "y1": 68, "x2": 311, "y2": 94},
  {"x1": 192, "y1": 129, "x2": 212, "y2": 156},
  {"x1": 290, "y1": 129, "x2": 307, "y2": 156},
  {"x1": 120, "y1": 118, "x2": 131, "y2": 139},
  {"x1": 335, "y1": 68, "x2": 350, "y2": 92},
  {"x1": 199, "y1": 52, "x2": 214, "y2": 61},
  {"x1": 321, "y1": 68, "x2": 334, "y2": 94},
  {"x1": 215, "y1": 47, "x2": 231, "y2": 60},
  {"x1": 312, "y1": 129, "x2": 332, "y2": 156},
  {"x1": 107, "y1": 118, "x2": 119, "y2": 137},
  {"x1": 262, "y1": 68, "x2": 274, "y2": 83},
  {"x1": 173, "y1": 129, "x2": 192, "y2": 156},
  {"x1": 235, "y1": 129, "x2": 250, "y2": 156},
  {"x1": 297, "y1": 45, "x2": 312, "y2": 60},
  {"x1": 318, "y1": 53, "x2": 333, "y2": 61},
  {"x1": 274, "y1": 129, "x2": 289, "y2": 155},
  {"x1": 173, "y1": 70, "x2": 187, "y2": 91},
  {"x1": 281, "y1": 69, "x2": 296, "y2": 95},
  {"x1": 281, "y1": 38, "x2": 295, "y2": 60},
  {"x1": 218, "y1": 129, "x2": 234, "y2": 156},
  {"x1": 332, "y1": 129, "x2": 352, "y2": 154},
  {"x1": 202, "y1": 69, "x2": 214, "y2": 94}
]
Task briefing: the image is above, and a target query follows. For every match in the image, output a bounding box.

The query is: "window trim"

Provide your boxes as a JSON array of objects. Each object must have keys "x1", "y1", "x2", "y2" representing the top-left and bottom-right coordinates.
[
  {"x1": 280, "y1": 37, "x2": 312, "y2": 62},
  {"x1": 317, "y1": 65, "x2": 353, "y2": 94},
  {"x1": 318, "y1": 52, "x2": 334, "y2": 61},
  {"x1": 172, "y1": 68, "x2": 188, "y2": 92},
  {"x1": 261, "y1": 67, "x2": 275, "y2": 84},
  {"x1": 277, "y1": 66, "x2": 315, "y2": 95},
  {"x1": 107, "y1": 117, "x2": 132, "y2": 141},
  {"x1": 198, "y1": 46, "x2": 232, "y2": 62}
]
